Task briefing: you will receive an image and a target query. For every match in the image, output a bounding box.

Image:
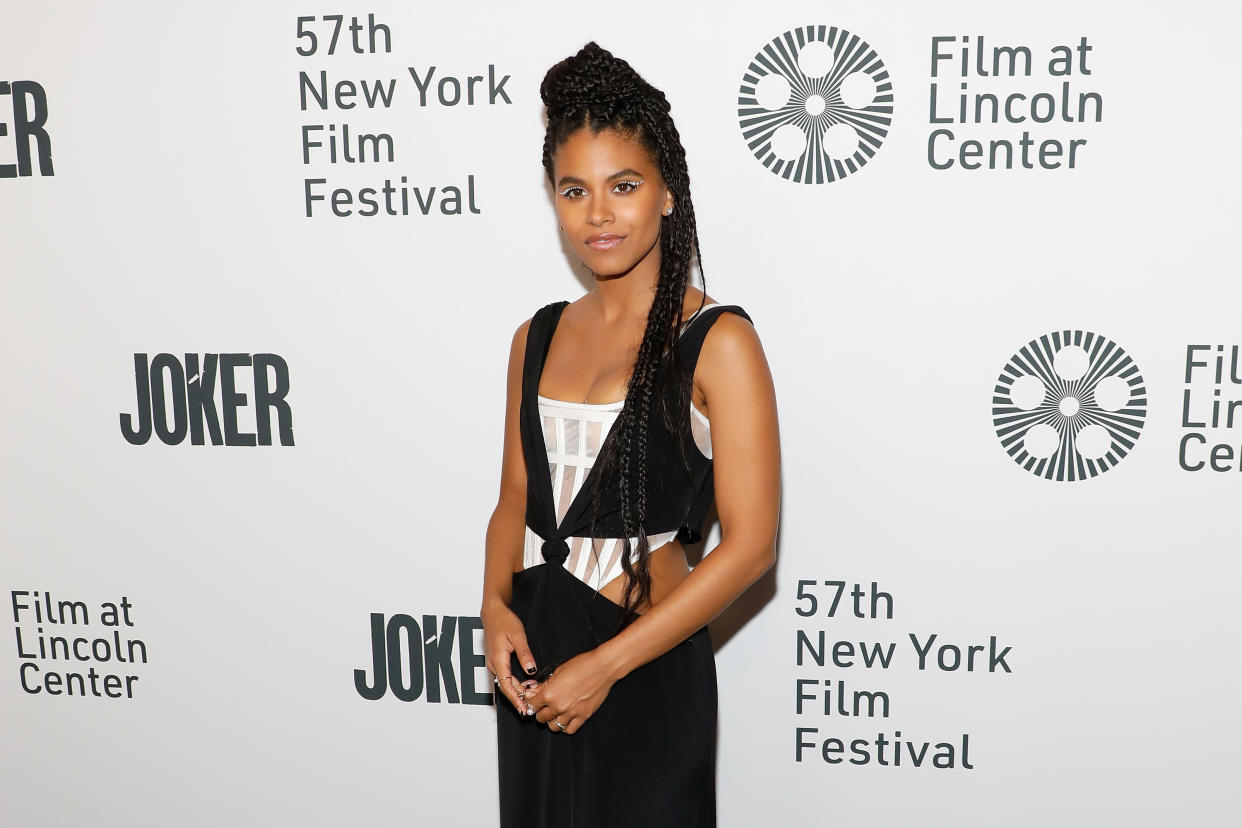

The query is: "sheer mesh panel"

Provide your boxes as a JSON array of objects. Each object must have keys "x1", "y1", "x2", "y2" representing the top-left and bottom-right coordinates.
[
  {"x1": 585, "y1": 420, "x2": 603, "y2": 458},
  {"x1": 581, "y1": 537, "x2": 611, "y2": 584},
  {"x1": 556, "y1": 464, "x2": 575, "y2": 524},
  {"x1": 567, "y1": 536, "x2": 585, "y2": 573},
  {"x1": 542, "y1": 415, "x2": 557, "y2": 454},
  {"x1": 599, "y1": 539, "x2": 626, "y2": 586}
]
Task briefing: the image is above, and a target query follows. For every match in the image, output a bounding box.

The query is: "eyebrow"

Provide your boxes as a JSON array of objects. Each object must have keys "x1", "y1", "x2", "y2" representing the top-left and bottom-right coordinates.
[{"x1": 555, "y1": 168, "x2": 645, "y2": 188}]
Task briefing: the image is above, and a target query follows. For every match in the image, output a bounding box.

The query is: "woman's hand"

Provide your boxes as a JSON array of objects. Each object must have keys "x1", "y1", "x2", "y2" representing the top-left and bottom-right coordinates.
[
  {"x1": 523, "y1": 648, "x2": 617, "y2": 734},
  {"x1": 482, "y1": 602, "x2": 542, "y2": 715}
]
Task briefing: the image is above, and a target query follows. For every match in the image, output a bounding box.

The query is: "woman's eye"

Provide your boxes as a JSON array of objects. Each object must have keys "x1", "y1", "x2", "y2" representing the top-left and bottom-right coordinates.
[
  {"x1": 560, "y1": 187, "x2": 585, "y2": 199},
  {"x1": 614, "y1": 180, "x2": 641, "y2": 194}
]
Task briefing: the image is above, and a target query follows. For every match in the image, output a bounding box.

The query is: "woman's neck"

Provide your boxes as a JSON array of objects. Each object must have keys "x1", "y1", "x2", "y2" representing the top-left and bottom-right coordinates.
[{"x1": 590, "y1": 257, "x2": 661, "y2": 325}]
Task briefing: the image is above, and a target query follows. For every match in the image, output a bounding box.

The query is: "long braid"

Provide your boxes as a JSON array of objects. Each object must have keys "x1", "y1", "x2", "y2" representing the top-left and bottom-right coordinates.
[
  {"x1": 540, "y1": 42, "x2": 706, "y2": 630},
  {"x1": 618, "y1": 234, "x2": 688, "y2": 619}
]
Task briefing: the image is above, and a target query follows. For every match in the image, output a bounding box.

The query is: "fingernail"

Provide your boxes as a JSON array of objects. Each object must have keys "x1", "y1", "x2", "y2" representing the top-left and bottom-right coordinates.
[
  {"x1": 526, "y1": 664, "x2": 536, "y2": 674},
  {"x1": 522, "y1": 679, "x2": 537, "y2": 689}
]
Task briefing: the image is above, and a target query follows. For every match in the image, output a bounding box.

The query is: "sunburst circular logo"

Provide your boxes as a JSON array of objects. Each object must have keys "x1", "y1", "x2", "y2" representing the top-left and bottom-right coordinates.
[
  {"x1": 737, "y1": 25, "x2": 893, "y2": 184},
  {"x1": 992, "y1": 331, "x2": 1147, "y2": 481}
]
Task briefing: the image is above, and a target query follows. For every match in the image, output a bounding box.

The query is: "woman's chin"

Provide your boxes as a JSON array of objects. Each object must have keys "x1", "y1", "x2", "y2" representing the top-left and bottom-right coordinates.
[{"x1": 583, "y1": 258, "x2": 638, "y2": 280}]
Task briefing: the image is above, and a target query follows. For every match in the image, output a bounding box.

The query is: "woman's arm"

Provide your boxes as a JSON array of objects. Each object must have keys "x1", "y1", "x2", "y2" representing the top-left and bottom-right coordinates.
[
  {"x1": 595, "y1": 311, "x2": 781, "y2": 681},
  {"x1": 480, "y1": 319, "x2": 531, "y2": 616},
  {"x1": 481, "y1": 319, "x2": 541, "y2": 709}
]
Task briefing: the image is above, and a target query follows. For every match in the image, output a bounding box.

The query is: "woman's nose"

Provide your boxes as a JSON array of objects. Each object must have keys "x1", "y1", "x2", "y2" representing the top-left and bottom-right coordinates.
[{"x1": 586, "y1": 195, "x2": 612, "y2": 226}]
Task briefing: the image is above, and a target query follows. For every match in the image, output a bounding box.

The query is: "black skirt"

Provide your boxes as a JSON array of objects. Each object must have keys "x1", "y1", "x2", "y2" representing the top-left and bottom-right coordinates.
[{"x1": 496, "y1": 563, "x2": 718, "y2": 827}]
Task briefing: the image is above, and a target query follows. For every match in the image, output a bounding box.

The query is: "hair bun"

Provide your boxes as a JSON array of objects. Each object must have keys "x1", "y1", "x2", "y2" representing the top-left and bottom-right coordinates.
[{"x1": 540, "y1": 41, "x2": 667, "y2": 117}]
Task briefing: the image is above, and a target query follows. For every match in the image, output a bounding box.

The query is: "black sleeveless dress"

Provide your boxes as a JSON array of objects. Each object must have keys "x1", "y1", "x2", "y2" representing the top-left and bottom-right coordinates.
[{"x1": 495, "y1": 301, "x2": 751, "y2": 828}]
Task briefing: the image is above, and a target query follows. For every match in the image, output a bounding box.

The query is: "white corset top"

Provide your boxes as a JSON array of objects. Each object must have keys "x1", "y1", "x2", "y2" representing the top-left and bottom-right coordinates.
[{"x1": 522, "y1": 304, "x2": 719, "y2": 592}]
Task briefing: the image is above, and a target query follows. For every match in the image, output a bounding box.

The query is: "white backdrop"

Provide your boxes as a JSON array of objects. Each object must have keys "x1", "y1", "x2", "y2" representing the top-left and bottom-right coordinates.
[{"x1": 2, "y1": 1, "x2": 1239, "y2": 825}]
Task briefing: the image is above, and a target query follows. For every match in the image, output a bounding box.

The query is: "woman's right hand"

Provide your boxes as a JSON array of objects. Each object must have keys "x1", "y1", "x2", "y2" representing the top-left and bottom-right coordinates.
[{"x1": 483, "y1": 602, "x2": 540, "y2": 715}]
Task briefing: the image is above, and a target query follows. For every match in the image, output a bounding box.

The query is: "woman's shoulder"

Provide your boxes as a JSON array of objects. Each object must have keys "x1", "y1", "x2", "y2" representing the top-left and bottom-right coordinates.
[
  {"x1": 695, "y1": 298, "x2": 762, "y2": 369},
  {"x1": 691, "y1": 302, "x2": 768, "y2": 409},
  {"x1": 512, "y1": 297, "x2": 571, "y2": 331},
  {"x1": 508, "y1": 298, "x2": 572, "y2": 354}
]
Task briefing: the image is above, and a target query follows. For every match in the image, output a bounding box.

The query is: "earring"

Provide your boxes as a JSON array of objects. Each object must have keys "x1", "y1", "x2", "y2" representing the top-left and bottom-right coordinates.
[{"x1": 663, "y1": 206, "x2": 673, "y2": 216}]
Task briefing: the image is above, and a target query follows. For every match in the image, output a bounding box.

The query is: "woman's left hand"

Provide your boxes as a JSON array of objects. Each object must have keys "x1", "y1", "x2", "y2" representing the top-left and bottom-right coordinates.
[{"x1": 522, "y1": 649, "x2": 616, "y2": 734}]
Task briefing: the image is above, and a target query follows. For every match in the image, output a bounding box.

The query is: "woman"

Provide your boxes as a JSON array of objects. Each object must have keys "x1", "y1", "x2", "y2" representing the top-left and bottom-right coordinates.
[{"x1": 481, "y1": 42, "x2": 781, "y2": 827}]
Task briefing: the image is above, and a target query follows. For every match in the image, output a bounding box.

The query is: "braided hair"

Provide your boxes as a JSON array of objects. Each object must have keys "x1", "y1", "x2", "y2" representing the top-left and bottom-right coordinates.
[{"x1": 540, "y1": 42, "x2": 706, "y2": 630}]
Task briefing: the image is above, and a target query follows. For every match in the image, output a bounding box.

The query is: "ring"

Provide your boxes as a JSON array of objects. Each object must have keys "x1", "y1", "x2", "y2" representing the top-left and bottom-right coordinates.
[
  {"x1": 554, "y1": 718, "x2": 566, "y2": 731},
  {"x1": 493, "y1": 675, "x2": 510, "y2": 687}
]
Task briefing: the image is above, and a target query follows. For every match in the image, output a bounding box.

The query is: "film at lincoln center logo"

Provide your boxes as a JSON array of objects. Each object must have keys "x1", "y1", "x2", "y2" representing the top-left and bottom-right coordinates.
[
  {"x1": 737, "y1": 25, "x2": 893, "y2": 184},
  {"x1": 992, "y1": 331, "x2": 1147, "y2": 481}
]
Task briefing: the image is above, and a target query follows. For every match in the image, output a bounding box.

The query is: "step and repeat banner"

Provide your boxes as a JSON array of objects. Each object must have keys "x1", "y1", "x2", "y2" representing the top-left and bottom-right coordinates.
[{"x1": 3, "y1": 1, "x2": 1238, "y2": 825}]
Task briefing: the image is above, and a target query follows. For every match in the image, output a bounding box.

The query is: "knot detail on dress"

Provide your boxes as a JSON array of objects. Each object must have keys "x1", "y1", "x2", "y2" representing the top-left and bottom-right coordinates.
[{"x1": 541, "y1": 537, "x2": 571, "y2": 566}]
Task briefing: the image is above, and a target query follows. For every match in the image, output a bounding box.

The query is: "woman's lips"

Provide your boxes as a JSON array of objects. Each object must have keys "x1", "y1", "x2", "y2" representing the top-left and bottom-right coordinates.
[{"x1": 585, "y1": 234, "x2": 624, "y2": 251}]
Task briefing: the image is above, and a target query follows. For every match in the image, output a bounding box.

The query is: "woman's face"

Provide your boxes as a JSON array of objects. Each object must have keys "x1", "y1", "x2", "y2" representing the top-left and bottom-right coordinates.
[{"x1": 550, "y1": 127, "x2": 673, "y2": 279}]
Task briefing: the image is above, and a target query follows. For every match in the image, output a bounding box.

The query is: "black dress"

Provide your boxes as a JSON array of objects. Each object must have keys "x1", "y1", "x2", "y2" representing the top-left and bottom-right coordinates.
[{"x1": 496, "y1": 301, "x2": 751, "y2": 828}]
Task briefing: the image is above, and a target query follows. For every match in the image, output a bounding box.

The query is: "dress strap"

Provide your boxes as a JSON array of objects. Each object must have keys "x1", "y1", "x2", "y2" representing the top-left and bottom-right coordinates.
[
  {"x1": 520, "y1": 301, "x2": 570, "y2": 547},
  {"x1": 521, "y1": 301, "x2": 569, "y2": 399}
]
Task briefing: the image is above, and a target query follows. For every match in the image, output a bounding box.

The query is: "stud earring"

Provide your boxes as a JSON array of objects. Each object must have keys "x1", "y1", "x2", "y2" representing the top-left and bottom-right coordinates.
[{"x1": 663, "y1": 206, "x2": 673, "y2": 216}]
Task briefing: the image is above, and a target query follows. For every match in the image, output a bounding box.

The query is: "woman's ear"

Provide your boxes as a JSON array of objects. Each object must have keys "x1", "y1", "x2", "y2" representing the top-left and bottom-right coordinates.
[{"x1": 662, "y1": 192, "x2": 674, "y2": 216}]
